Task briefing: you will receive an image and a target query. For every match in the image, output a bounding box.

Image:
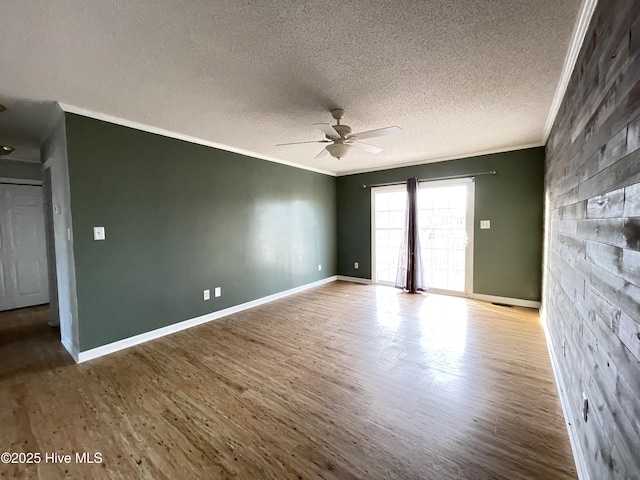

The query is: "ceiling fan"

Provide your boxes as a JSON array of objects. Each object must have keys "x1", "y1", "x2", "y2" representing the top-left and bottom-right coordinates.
[{"x1": 277, "y1": 109, "x2": 401, "y2": 160}]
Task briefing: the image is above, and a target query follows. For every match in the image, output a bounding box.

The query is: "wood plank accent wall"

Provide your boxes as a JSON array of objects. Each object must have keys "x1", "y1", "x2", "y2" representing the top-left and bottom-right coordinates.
[{"x1": 545, "y1": 1, "x2": 640, "y2": 479}]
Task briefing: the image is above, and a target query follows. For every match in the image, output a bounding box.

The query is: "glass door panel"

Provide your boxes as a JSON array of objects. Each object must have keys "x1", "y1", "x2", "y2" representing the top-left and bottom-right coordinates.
[
  {"x1": 372, "y1": 187, "x2": 406, "y2": 285},
  {"x1": 418, "y1": 179, "x2": 473, "y2": 294}
]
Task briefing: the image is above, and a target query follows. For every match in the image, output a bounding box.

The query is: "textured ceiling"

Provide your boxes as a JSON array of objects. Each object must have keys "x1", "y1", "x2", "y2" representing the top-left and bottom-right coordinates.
[{"x1": 0, "y1": 0, "x2": 584, "y2": 175}]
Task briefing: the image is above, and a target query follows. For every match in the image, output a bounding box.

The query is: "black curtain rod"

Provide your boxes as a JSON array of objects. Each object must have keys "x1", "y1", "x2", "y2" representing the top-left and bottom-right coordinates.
[{"x1": 362, "y1": 170, "x2": 497, "y2": 188}]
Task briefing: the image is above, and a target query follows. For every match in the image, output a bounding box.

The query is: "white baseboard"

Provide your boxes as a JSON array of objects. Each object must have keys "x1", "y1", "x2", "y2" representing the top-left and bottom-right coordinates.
[
  {"x1": 77, "y1": 276, "x2": 337, "y2": 363},
  {"x1": 471, "y1": 293, "x2": 541, "y2": 309},
  {"x1": 336, "y1": 275, "x2": 372, "y2": 285},
  {"x1": 61, "y1": 335, "x2": 79, "y2": 362},
  {"x1": 541, "y1": 311, "x2": 590, "y2": 480}
]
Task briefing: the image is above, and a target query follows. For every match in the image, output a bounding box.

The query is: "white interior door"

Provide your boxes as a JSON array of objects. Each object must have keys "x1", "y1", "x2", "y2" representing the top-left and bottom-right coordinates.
[
  {"x1": 418, "y1": 179, "x2": 474, "y2": 295},
  {"x1": 0, "y1": 184, "x2": 49, "y2": 310}
]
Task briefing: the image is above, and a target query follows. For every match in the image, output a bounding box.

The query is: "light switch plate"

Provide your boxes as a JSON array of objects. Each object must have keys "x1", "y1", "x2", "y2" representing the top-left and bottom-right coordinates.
[
  {"x1": 203, "y1": 289, "x2": 210, "y2": 301},
  {"x1": 93, "y1": 226, "x2": 105, "y2": 240},
  {"x1": 214, "y1": 287, "x2": 221, "y2": 298},
  {"x1": 480, "y1": 220, "x2": 491, "y2": 229}
]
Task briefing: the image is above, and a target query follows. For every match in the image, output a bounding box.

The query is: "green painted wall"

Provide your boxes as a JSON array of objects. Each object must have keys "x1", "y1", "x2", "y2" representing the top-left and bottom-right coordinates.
[
  {"x1": 0, "y1": 159, "x2": 42, "y2": 180},
  {"x1": 336, "y1": 148, "x2": 544, "y2": 301},
  {"x1": 65, "y1": 113, "x2": 336, "y2": 351}
]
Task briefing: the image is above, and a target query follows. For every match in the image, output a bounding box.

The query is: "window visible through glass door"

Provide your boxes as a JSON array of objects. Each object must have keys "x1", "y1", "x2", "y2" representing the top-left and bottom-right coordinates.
[
  {"x1": 418, "y1": 179, "x2": 474, "y2": 294},
  {"x1": 372, "y1": 186, "x2": 406, "y2": 285}
]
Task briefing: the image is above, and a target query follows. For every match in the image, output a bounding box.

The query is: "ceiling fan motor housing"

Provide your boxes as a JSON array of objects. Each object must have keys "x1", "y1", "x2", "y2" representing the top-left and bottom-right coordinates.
[{"x1": 331, "y1": 124, "x2": 352, "y2": 138}]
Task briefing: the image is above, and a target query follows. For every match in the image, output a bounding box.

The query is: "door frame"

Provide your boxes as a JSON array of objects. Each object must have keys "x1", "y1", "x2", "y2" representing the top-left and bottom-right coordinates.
[
  {"x1": 42, "y1": 167, "x2": 60, "y2": 326},
  {"x1": 417, "y1": 177, "x2": 475, "y2": 297},
  {"x1": 370, "y1": 178, "x2": 475, "y2": 294}
]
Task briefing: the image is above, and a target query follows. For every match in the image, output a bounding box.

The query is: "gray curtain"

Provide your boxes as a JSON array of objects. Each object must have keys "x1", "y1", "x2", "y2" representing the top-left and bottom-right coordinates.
[{"x1": 395, "y1": 178, "x2": 427, "y2": 293}]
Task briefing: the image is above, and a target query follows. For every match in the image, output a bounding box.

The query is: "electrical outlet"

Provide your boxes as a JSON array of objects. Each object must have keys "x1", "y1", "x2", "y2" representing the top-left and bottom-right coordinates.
[
  {"x1": 203, "y1": 289, "x2": 210, "y2": 301},
  {"x1": 480, "y1": 220, "x2": 491, "y2": 229},
  {"x1": 214, "y1": 287, "x2": 221, "y2": 298},
  {"x1": 354, "y1": 262, "x2": 359, "y2": 269},
  {"x1": 318, "y1": 264, "x2": 322, "y2": 271},
  {"x1": 93, "y1": 226, "x2": 105, "y2": 240}
]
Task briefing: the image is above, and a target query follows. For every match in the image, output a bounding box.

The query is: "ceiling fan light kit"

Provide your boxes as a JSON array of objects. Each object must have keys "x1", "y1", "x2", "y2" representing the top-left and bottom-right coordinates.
[
  {"x1": 277, "y1": 108, "x2": 401, "y2": 160},
  {"x1": 326, "y1": 142, "x2": 350, "y2": 159},
  {"x1": 0, "y1": 145, "x2": 15, "y2": 156}
]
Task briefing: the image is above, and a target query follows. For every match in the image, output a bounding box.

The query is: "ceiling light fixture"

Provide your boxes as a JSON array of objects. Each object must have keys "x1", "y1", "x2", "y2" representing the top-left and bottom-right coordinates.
[
  {"x1": 0, "y1": 146, "x2": 15, "y2": 156},
  {"x1": 276, "y1": 109, "x2": 401, "y2": 161},
  {"x1": 326, "y1": 142, "x2": 351, "y2": 160}
]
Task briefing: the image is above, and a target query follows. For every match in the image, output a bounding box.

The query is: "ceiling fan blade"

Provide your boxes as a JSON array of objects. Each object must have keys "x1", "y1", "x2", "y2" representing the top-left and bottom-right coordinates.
[
  {"x1": 314, "y1": 147, "x2": 330, "y2": 159},
  {"x1": 352, "y1": 141, "x2": 383, "y2": 154},
  {"x1": 352, "y1": 125, "x2": 401, "y2": 140},
  {"x1": 313, "y1": 123, "x2": 340, "y2": 138},
  {"x1": 276, "y1": 140, "x2": 330, "y2": 146}
]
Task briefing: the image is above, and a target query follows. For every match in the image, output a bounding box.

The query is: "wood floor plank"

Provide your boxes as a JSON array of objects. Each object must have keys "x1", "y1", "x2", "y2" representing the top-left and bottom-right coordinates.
[{"x1": 0, "y1": 282, "x2": 576, "y2": 479}]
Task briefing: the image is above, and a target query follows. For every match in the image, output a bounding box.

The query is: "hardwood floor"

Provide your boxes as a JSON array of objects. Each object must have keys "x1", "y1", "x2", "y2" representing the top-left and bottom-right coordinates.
[{"x1": 0, "y1": 281, "x2": 576, "y2": 479}]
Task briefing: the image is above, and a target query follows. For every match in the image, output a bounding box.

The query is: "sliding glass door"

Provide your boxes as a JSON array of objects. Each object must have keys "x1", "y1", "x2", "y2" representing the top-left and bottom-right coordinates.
[
  {"x1": 372, "y1": 178, "x2": 474, "y2": 295},
  {"x1": 372, "y1": 185, "x2": 406, "y2": 285},
  {"x1": 418, "y1": 179, "x2": 474, "y2": 295}
]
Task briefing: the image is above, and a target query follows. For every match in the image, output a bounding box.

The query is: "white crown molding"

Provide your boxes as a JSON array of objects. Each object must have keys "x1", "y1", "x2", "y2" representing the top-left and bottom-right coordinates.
[
  {"x1": 542, "y1": 0, "x2": 598, "y2": 142},
  {"x1": 76, "y1": 276, "x2": 338, "y2": 363},
  {"x1": 58, "y1": 103, "x2": 548, "y2": 178},
  {"x1": 58, "y1": 103, "x2": 336, "y2": 177},
  {"x1": 336, "y1": 142, "x2": 544, "y2": 176}
]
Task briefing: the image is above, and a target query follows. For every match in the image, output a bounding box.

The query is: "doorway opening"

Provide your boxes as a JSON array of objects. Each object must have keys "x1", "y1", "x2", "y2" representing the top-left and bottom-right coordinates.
[{"x1": 372, "y1": 178, "x2": 474, "y2": 295}]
